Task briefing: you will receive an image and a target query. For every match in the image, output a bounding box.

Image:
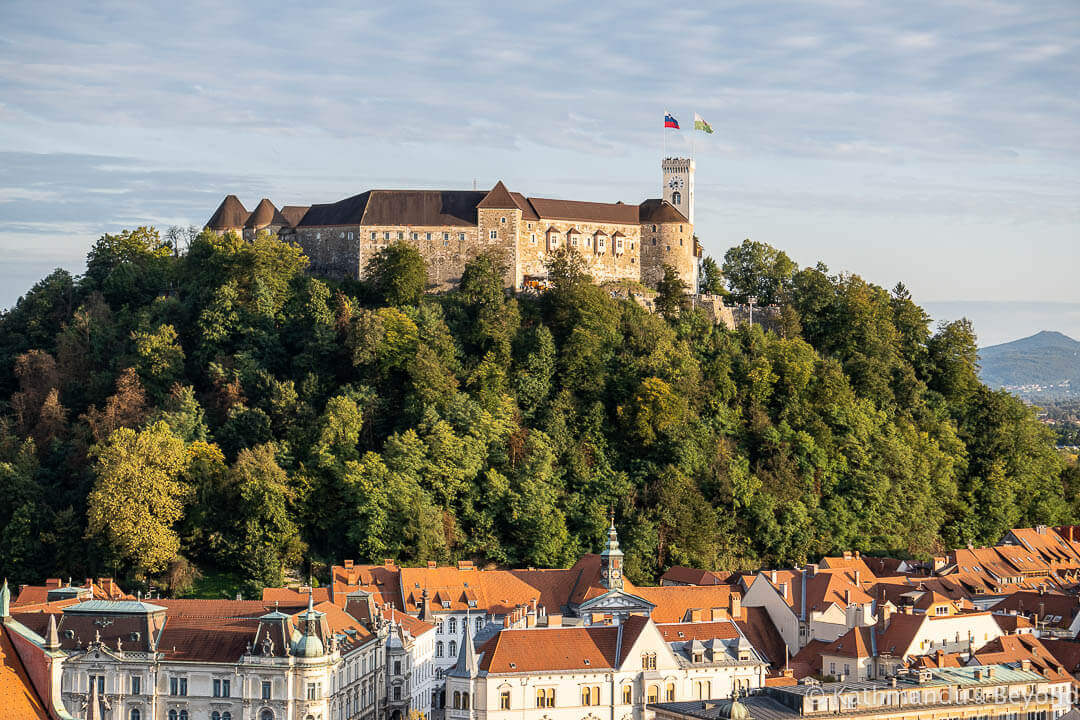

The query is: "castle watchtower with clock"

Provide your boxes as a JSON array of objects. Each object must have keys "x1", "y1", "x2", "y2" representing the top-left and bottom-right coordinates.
[{"x1": 662, "y1": 157, "x2": 695, "y2": 224}]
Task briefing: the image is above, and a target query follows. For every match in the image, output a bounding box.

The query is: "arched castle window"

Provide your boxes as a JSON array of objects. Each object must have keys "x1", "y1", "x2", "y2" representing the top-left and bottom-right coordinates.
[
  {"x1": 130, "y1": 710, "x2": 141, "y2": 720},
  {"x1": 622, "y1": 685, "x2": 632, "y2": 704},
  {"x1": 647, "y1": 685, "x2": 659, "y2": 703},
  {"x1": 671, "y1": 191, "x2": 681, "y2": 205},
  {"x1": 475, "y1": 616, "x2": 483, "y2": 633},
  {"x1": 448, "y1": 618, "x2": 457, "y2": 633},
  {"x1": 261, "y1": 710, "x2": 275, "y2": 720},
  {"x1": 449, "y1": 640, "x2": 457, "y2": 656},
  {"x1": 666, "y1": 683, "x2": 675, "y2": 701},
  {"x1": 454, "y1": 691, "x2": 461, "y2": 709},
  {"x1": 463, "y1": 693, "x2": 471, "y2": 710}
]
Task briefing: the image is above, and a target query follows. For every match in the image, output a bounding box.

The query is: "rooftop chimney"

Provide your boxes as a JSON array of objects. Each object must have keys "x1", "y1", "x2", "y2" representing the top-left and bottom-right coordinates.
[
  {"x1": 729, "y1": 592, "x2": 742, "y2": 620},
  {"x1": 344, "y1": 559, "x2": 354, "y2": 569},
  {"x1": 427, "y1": 561, "x2": 437, "y2": 569}
]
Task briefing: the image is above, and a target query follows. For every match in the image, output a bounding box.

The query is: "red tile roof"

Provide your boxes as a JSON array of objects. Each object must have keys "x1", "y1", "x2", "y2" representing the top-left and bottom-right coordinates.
[
  {"x1": 478, "y1": 615, "x2": 649, "y2": 674},
  {"x1": 0, "y1": 623, "x2": 50, "y2": 719},
  {"x1": 632, "y1": 585, "x2": 739, "y2": 623},
  {"x1": 735, "y1": 606, "x2": 788, "y2": 669},
  {"x1": 656, "y1": 621, "x2": 740, "y2": 642}
]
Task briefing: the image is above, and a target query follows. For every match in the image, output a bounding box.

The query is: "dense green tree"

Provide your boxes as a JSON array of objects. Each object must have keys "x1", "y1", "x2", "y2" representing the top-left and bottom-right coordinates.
[
  {"x1": 366, "y1": 241, "x2": 428, "y2": 306},
  {"x1": 655, "y1": 264, "x2": 690, "y2": 319},
  {"x1": 722, "y1": 239, "x2": 797, "y2": 304},
  {"x1": 698, "y1": 256, "x2": 727, "y2": 296}
]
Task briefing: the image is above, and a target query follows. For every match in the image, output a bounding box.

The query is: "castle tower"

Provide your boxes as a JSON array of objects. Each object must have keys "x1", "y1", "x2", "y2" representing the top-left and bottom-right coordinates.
[{"x1": 662, "y1": 157, "x2": 695, "y2": 225}]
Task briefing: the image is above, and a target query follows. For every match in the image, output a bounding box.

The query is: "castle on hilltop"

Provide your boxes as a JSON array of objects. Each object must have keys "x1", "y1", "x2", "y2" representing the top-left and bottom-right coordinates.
[{"x1": 206, "y1": 158, "x2": 701, "y2": 292}]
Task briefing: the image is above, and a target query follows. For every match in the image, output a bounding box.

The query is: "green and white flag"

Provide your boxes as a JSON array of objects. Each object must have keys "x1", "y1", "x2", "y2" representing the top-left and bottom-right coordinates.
[{"x1": 694, "y1": 113, "x2": 714, "y2": 134}]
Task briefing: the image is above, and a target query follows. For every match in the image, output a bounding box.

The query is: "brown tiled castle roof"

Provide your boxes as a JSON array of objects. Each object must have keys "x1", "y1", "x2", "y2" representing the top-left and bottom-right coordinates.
[
  {"x1": 206, "y1": 194, "x2": 250, "y2": 230},
  {"x1": 477, "y1": 181, "x2": 517, "y2": 209},
  {"x1": 639, "y1": 198, "x2": 688, "y2": 224},
  {"x1": 245, "y1": 198, "x2": 288, "y2": 229},
  {"x1": 478, "y1": 614, "x2": 649, "y2": 673},
  {"x1": 300, "y1": 190, "x2": 486, "y2": 228},
  {"x1": 279, "y1": 205, "x2": 310, "y2": 228},
  {"x1": 529, "y1": 197, "x2": 640, "y2": 224}
]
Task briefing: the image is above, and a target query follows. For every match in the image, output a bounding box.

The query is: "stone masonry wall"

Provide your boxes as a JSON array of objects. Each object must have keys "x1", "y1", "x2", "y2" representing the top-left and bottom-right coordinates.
[
  {"x1": 640, "y1": 220, "x2": 696, "y2": 288},
  {"x1": 514, "y1": 217, "x2": 642, "y2": 288}
]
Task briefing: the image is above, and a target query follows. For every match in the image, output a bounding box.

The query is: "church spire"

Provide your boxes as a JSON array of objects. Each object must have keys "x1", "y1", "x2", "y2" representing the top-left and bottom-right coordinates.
[
  {"x1": 600, "y1": 510, "x2": 624, "y2": 590},
  {"x1": 44, "y1": 613, "x2": 60, "y2": 651},
  {"x1": 449, "y1": 611, "x2": 479, "y2": 677}
]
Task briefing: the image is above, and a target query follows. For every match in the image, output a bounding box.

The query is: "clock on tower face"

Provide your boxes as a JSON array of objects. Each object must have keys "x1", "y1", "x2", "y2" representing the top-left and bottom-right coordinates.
[{"x1": 668, "y1": 177, "x2": 684, "y2": 190}]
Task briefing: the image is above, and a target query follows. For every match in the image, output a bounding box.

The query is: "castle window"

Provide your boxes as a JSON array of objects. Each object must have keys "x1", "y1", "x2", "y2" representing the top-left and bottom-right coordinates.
[
  {"x1": 530, "y1": 233, "x2": 536, "y2": 245},
  {"x1": 340, "y1": 232, "x2": 345, "y2": 239},
  {"x1": 436, "y1": 641, "x2": 443, "y2": 657},
  {"x1": 384, "y1": 232, "x2": 391, "y2": 241},
  {"x1": 680, "y1": 238, "x2": 683, "y2": 246},
  {"x1": 680, "y1": 225, "x2": 684, "y2": 231},
  {"x1": 652, "y1": 238, "x2": 656, "y2": 246},
  {"x1": 666, "y1": 683, "x2": 676, "y2": 701},
  {"x1": 616, "y1": 237, "x2": 624, "y2": 254},
  {"x1": 500, "y1": 691, "x2": 511, "y2": 709},
  {"x1": 131, "y1": 710, "x2": 141, "y2": 720},
  {"x1": 652, "y1": 225, "x2": 657, "y2": 231},
  {"x1": 443, "y1": 232, "x2": 450, "y2": 241},
  {"x1": 570, "y1": 235, "x2": 578, "y2": 247},
  {"x1": 449, "y1": 640, "x2": 457, "y2": 656},
  {"x1": 528, "y1": 223, "x2": 533, "y2": 229},
  {"x1": 648, "y1": 685, "x2": 659, "y2": 703},
  {"x1": 501, "y1": 217, "x2": 507, "y2": 223},
  {"x1": 397, "y1": 231, "x2": 403, "y2": 240},
  {"x1": 371, "y1": 232, "x2": 377, "y2": 241},
  {"x1": 412, "y1": 232, "x2": 418, "y2": 241},
  {"x1": 459, "y1": 232, "x2": 466, "y2": 241},
  {"x1": 667, "y1": 245, "x2": 671, "y2": 252},
  {"x1": 426, "y1": 232, "x2": 432, "y2": 241},
  {"x1": 489, "y1": 230, "x2": 497, "y2": 240},
  {"x1": 476, "y1": 617, "x2": 483, "y2": 632},
  {"x1": 448, "y1": 618, "x2": 457, "y2": 633},
  {"x1": 597, "y1": 236, "x2": 605, "y2": 252},
  {"x1": 316, "y1": 232, "x2": 321, "y2": 240},
  {"x1": 672, "y1": 191, "x2": 681, "y2": 205},
  {"x1": 622, "y1": 685, "x2": 632, "y2": 704},
  {"x1": 348, "y1": 232, "x2": 354, "y2": 241}
]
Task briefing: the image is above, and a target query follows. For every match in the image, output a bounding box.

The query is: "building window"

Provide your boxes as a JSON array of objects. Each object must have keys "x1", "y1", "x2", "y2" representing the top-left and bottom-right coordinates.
[
  {"x1": 459, "y1": 232, "x2": 465, "y2": 241},
  {"x1": 262, "y1": 681, "x2": 272, "y2": 700},
  {"x1": 448, "y1": 618, "x2": 457, "y2": 634},
  {"x1": 307, "y1": 682, "x2": 322, "y2": 700},
  {"x1": 394, "y1": 661, "x2": 401, "y2": 675},
  {"x1": 582, "y1": 686, "x2": 600, "y2": 706},
  {"x1": 570, "y1": 234, "x2": 578, "y2": 247},
  {"x1": 316, "y1": 232, "x2": 321, "y2": 240},
  {"x1": 383, "y1": 232, "x2": 390, "y2": 241},
  {"x1": 476, "y1": 617, "x2": 483, "y2": 633},
  {"x1": 530, "y1": 233, "x2": 536, "y2": 245},
  {"x1": 672, "y1": 191, "x2": 681, "y2": 205},
  {"x1": 454, "y1": 691, "x2": 462, "y2": 709},
  {"x1": 348, "y1": 232, "x2": 354, "y2": 241},
  {"x1": 261, "y1": 712, "x2": 275, "y2": 720},
  {"x1": 641, "y1": 652, "x2": 657, "y2": 670},
  {"x1": 535, "y1": 688, "x2": 556, "y2": 708},
  {"x1": 411, "y1": 232, "x2": 418, "y2": 241},
  {"x1": 131, "y1": 675, "x2": 141, "y2": 695},
  {"x1": 648, "y1": 685, "x2": 659, "y2": 703},
  {"x1": 489, "y1": 230, "x2": 497, "y2": 240},
  {"x1": 169, "y1": 712, "x2": 177, "y2": 720},
  {"x1": 394, "y1": 686, "x2": 402, "y2": 701},
  {"x1": 213, "y1": 713, "x2": 221, "y2": 720},
  {"x1": 213, "y1": 678, "x2": 231, "y2": 697},
  {"x1": 371, "y1": 232, "x2": 377, "y2": 241},
  {"x1": 179, "y1": 713, "x2": 188, "y2": 720},
  {"x1": 666, "y1": 683, "x2": 675, "y2": 701},
  {"x1": 396, "y1": 231, "x2": 403, "y2": 240},
  {"x1": 501, "y1": 217, "x2": 507, "y2": 223},
  {"x1": 130, "y1": 710, "x2": 141, "y2": 720},
  {"x1": 623, "y1": 685, "x2": 632, "y2": 704},
  {"x1": 443, "y1": 232, "x2": 450, "y2": 242},
  {"x1": 463, "y1": 693, "x2": 470, "y2": 710},
  {"x1": 436, "y1": 641, "x2": 443, "y2": 657},
  {"x1": 426, "y1": 232, "x2": 432, "y2": 241},
  {"x1": 449, "y1": 640, "x2": 457, "y2": 656},
  {"x1": 169, "y1": 677, "x2": 187, "y2": 696},
  {"x1": 500, "y1": 691, "x2": 511, "y2": 709}
]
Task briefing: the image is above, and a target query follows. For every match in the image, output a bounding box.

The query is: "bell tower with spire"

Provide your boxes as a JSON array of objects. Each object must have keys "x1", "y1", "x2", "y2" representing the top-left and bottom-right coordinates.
[{"x1": 599, "y1": 511, "x2": 624, "y2": 590}]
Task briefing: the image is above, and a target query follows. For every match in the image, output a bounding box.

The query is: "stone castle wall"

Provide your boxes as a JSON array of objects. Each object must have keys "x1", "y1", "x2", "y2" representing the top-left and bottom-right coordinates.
[
  {"x1": 513, "y1": 217, "x2": 643, "y2": 288},
  {"x1": 640, "y1": 220, "x2": 696, "y2": 287}
]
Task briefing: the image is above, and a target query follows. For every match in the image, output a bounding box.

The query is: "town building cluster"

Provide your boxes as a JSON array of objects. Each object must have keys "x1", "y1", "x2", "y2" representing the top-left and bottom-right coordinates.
[{"x1": 8, "y1": 523, "x2": 1080, "y2": 720}]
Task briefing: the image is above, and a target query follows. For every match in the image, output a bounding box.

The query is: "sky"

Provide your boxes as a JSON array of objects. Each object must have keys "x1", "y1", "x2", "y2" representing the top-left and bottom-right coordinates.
[{"x1": 0, "y1": 0, "x2": 1077, "y2": 345}]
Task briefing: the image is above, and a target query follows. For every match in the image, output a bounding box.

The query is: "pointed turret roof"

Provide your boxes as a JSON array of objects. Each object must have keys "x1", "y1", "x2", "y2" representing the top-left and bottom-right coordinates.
[
  {"x1": 205, "y1": 194, "x2": 250, "y2": 230},
  {"x1": 245, "y1": 198, "x2": 288, "y2": 229},
  {"x1": 477, "y1": 181, "x2": 518, "y2": 210},
  {"x1": 44, "y1": 614, "x2": 60, "y2": 651},
  {"x1": 448, "y1": 612, "x2": 479, "y2": 677},
  {"x1": 290, "y1": 590, "x2": 326, "y2": 658},
  {"x1": 0, "y1": 579, "x2": 9, "y2": 618}
]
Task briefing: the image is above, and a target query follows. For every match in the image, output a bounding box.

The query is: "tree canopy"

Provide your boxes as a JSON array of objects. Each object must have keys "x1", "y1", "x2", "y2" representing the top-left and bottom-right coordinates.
[{"x1": 0, "y1": 226, "x2": 1072, "y2": 593}]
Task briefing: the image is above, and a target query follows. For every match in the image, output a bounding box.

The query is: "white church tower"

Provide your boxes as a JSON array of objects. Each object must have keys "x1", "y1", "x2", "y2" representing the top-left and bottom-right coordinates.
[{"x1": 662, "y1": 157, "x2": 695, "y2": 224}]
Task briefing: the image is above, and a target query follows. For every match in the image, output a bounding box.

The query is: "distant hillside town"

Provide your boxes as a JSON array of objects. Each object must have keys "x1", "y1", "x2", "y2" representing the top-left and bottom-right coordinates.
[{"x1": 8, "y1": 521, "x2": 1080, "y2": 720}]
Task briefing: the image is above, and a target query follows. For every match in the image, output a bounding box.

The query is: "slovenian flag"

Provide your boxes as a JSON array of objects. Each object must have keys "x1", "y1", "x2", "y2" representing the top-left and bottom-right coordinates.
[{"x1": 664, "y1": 113, "x2": 680, "y2": 129}]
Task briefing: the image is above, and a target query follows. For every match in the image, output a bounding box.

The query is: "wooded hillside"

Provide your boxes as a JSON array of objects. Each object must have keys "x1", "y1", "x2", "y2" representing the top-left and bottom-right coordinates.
[{"x1": 1, "y1": 229, "x2": 1076, "y2": 595}]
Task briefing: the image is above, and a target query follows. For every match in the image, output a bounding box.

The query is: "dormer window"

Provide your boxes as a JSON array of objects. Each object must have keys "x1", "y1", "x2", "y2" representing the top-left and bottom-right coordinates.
[
  {"x1": 616, "y1": 237, "x2": 624, "y2": 254},
  {"x1": 547, "y1": 228, "x2": 560, "y2": 250}
]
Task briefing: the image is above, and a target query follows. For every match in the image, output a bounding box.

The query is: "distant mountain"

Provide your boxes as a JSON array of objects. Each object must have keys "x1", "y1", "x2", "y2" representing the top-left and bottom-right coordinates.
[{"x1": 979, "y1": 331, "x2": 1080, "y2": 399}]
